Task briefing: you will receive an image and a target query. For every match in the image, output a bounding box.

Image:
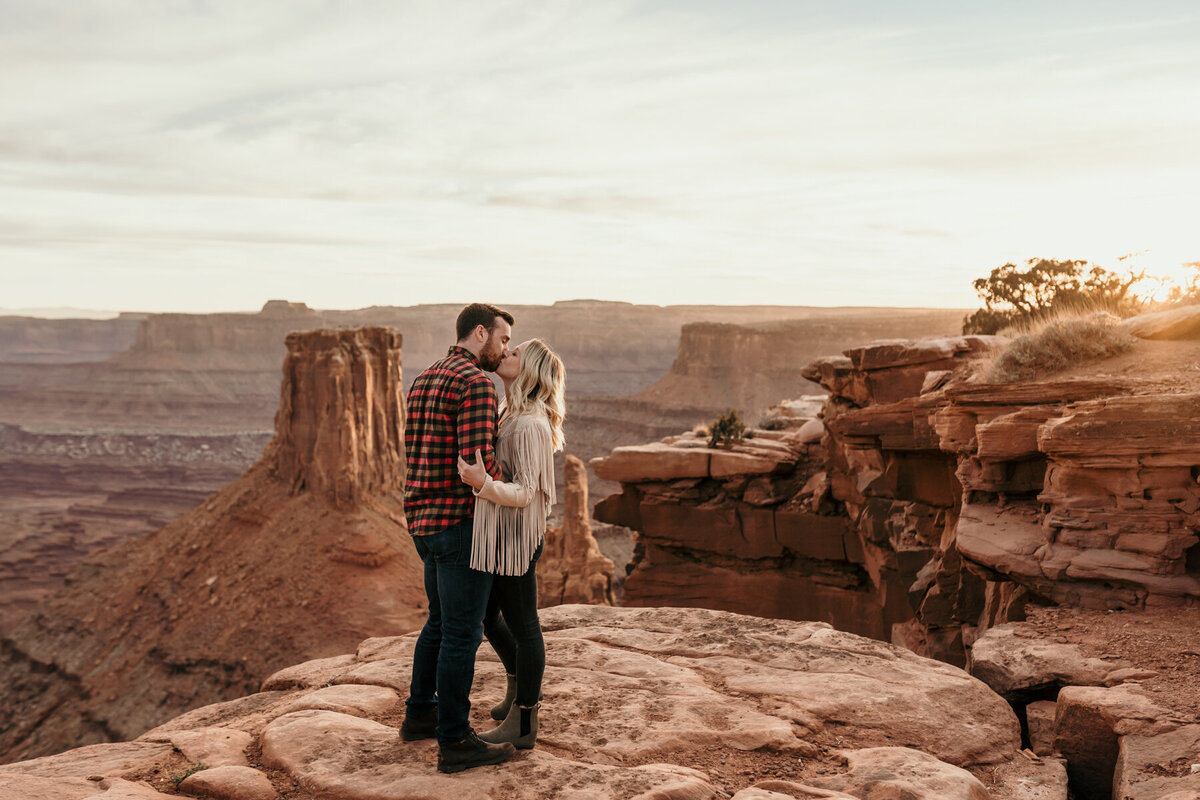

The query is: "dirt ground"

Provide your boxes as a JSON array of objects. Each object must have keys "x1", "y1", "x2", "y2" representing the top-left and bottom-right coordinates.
[
  {"x1": 1025, "y1": 604, "x2": 1200, "y2": 722},
  {"x1": 1054, "y1": 337, "x2": 1200, "y2": 394}
]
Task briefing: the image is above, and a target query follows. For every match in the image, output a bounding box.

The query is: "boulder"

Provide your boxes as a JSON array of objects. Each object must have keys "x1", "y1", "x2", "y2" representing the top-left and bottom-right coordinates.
[
  {"x1": 0, "y1": 741, "x2": 173, "y2": 780},
  {"x1": 968, "y1": 623, "x2": 1133, "y2": 697},
  {"x1": 0, "y1": 774, "x2": 99, "y2": 800},
  {"x1": 178, "y1": 765, "x2": 278, "y2": 800},
  {"x1": 540, "y1": 605, "x2": 1020, "y2": 767},
  {"x1": 1118, "y1": 305, "x2": 1200, "y2": 340},
  {"x1": 142, "y1": 727, "x2": 251, "y2": 768},
  {"x1": 812, "y1": 747, "x2": 989, "y2": 800},
  {"x1": 591, "y1": 443, "x2": 711, "y2": 482},
  {"x1": 1054, "y1": 685, "x2": 1181, "y2": 800},
  {"x1": 260, "y1": 654, "x2": 356, "y2": 691},
  {"x1": 279, "y1": 684, "x2": 399, "y2": 718},
  {"x1": 1113, "y1": 724, "x2": 1200, "y2": 800}
]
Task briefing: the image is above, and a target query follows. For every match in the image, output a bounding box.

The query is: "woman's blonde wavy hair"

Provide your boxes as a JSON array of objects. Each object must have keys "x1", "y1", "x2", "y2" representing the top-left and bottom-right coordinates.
[{"x1": 499, "y1": 338, "x2": 565, "y2": 451}]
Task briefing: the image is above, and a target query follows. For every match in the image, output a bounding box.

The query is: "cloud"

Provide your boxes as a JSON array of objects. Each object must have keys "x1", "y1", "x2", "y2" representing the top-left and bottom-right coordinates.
[{"x1": 1, "y1": 1, "x2": 1199, "y2": 311}]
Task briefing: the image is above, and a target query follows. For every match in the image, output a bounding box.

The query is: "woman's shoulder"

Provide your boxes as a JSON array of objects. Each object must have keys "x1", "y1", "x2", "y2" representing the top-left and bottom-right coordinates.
[
  {"x1": 503, "y1": 411, "x2": 552, "y2": 436},
  {"x1": 507, "y1": 410, "x2": 551, "y2": 428}
]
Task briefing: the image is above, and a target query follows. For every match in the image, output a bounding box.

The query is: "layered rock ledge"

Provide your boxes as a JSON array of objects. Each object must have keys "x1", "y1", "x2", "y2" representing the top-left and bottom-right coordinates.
[{"x1": 594, "y1": 332, "x2": 1200, "y2": 669}]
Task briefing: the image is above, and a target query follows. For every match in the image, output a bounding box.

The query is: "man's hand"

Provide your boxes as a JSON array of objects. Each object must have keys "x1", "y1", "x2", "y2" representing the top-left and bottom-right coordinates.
[{"x1": 457, "y1": 449, "x2": 488, "y2": 491}]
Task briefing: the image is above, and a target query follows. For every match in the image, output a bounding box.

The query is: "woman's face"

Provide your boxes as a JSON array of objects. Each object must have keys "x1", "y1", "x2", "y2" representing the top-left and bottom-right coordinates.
[{"x1": 497, "y1": 341, "x2": 524, "y2": 381}]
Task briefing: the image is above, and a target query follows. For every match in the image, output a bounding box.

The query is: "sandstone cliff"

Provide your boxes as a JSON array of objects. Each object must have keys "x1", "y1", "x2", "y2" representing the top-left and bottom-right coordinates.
[
  {"x1": 595, "y1": 326, "x2": 1200, "y2": 668},
  {"x1": 633, "y1": 309, "x2": 967, "y2": 417},
  {"x1": 0, "y1": 327, "x2": 425, "y2": 764},
  {"x1": 0, "y1": 314, "x2": 142, "y2": 363},
  {"x1": 1, "y1": 303, "x2": 971, "y2": 621}
]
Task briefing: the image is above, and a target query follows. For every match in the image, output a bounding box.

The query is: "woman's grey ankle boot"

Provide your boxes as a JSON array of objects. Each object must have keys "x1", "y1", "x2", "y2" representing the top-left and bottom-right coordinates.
[
  {"x1": 490, "y1": 675, "x2": 517, "y2": 721},
  {"x1": 479, "y1": 703, "x2": 539, "y2": 750}
]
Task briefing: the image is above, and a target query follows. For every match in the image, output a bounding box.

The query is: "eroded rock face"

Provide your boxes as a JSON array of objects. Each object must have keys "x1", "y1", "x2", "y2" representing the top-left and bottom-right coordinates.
[
  {"x1": 0, "y1": 328, "x2": 426, "y2": 764},
  {"x1": 591, "y1": 430, "x2": 886, "y2": 636},
  {"x1": 597, "y1": 333, "x2": 1200, "y2": 669},
  {"x1": 538, "y1": 454, "x2": 615, "y2": 607},
  {"x1": 0, "y1": 605, "x2": 1041, "y2": 800}
]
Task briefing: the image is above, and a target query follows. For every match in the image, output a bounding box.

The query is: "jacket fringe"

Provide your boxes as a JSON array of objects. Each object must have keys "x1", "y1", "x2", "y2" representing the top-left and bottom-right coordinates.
[{"x1": 470, "y1": 414, "x2": 555, "y2": 576}]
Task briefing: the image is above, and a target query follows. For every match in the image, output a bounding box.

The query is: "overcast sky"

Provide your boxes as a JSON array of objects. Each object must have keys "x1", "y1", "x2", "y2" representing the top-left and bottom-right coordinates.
[{"x1": 2, "y1": 0, "x2": 1199, "y2": 314}]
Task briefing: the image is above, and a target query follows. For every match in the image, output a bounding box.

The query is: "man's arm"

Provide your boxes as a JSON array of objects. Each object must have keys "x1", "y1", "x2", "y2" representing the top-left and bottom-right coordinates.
[{"x1": 457, "y1": 377, "x2": 502, "y2": 481}]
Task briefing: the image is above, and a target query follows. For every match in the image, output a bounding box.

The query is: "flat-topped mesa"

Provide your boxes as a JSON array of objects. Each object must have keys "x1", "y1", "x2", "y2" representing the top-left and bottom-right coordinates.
[
  {"x1": 266, "y1": 327, "x2": 405, "y2": 510},
  {"x1": 113, "y1": 302, "x2": 324, "y2": 370}
]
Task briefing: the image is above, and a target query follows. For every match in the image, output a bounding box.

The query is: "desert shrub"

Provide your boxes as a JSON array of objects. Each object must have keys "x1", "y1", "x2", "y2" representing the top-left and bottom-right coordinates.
[
  {"x1": 963, "y1": 258, "x2": 1146, "y2": 335},
  {"x1": 707, "y1": 409, "x2": 746, "y2": 449},
  {"x1": 169, "y1": 763, "x2": 209, "y2": 789},
  {"x1": 756, "y1": 414, "x2": 789, "y2": 431},
  {"x1": 983, "y1": 316, "x2": 1137, "y2": 382}
]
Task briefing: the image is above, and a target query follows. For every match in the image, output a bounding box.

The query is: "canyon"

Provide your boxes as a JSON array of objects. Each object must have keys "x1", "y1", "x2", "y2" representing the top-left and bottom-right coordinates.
[
  {"x1": 1, "y1": 303, "x2": 1198, "y2": 797},
  {"x1": 0, "y1": 301, "x2": 964, "y2": 632}
]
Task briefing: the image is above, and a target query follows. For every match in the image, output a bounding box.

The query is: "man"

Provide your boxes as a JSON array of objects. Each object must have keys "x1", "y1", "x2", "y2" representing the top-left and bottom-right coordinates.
[{"x1": 400, "y1": 303, "x2": 516, "y2": 773}]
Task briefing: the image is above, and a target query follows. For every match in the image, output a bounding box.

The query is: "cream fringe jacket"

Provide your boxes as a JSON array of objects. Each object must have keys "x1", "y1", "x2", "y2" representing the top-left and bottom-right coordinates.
[{"x1": 470, "y1": 412, "x2": 556, "y2": 576}]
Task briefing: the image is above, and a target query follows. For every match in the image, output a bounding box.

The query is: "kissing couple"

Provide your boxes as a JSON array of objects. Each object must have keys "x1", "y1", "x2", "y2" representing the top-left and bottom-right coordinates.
[{"x1": 398, "y1": 303, "x2": 566, "y2": 774}]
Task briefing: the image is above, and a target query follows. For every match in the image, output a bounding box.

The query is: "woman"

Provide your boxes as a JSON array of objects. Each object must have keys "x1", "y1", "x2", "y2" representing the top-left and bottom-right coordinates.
[{"x1": 457, "y1": 338, "x2": 565, "y2": 750}]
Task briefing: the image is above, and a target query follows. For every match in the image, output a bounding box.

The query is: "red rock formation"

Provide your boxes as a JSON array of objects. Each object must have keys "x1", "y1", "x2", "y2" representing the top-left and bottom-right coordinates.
[
  {"x1": 633, "y1": 310, "x2": 967, "y2": 417},
  {"x1": 0, "y1": 327, "x2": 425, "y2": 764},
  {"x1": 596, "y1": 333, "x2": 1200, "y2": 668},
  {"x1": 590, "y1": 427, "x2": 889, "y2": 636},
  {"x1": 538, "y1": 455, "x2": 614, "y2": 607}
]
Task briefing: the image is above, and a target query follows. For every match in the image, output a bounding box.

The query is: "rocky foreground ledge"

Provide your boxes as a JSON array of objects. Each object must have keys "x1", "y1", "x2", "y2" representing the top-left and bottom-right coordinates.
[{"x1": 0, "y1": 605, "x2": 1081, "y2": 800}]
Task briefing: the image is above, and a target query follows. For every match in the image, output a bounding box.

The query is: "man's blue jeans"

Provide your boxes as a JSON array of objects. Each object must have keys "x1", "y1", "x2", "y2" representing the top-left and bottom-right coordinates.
[{"x1": 406, "y1": 518, "x2": 494, "y2": 744}]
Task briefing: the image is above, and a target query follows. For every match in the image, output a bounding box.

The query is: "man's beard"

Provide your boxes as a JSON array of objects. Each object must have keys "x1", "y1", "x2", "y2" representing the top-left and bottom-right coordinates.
[{"x1": 479, "y1": 336, "x2": 503, "y2": 371}]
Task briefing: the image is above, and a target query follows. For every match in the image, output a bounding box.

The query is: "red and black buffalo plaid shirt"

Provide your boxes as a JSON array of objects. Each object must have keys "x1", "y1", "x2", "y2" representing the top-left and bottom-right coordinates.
[{"x1": 404, "y1": 346, "x2": 502, "y2": 535}]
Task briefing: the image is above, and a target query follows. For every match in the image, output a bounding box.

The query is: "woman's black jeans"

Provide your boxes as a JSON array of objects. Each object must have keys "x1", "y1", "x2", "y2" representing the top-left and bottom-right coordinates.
[{"x1": 483, "y1": 541, "x2": 545, "y2": 707}]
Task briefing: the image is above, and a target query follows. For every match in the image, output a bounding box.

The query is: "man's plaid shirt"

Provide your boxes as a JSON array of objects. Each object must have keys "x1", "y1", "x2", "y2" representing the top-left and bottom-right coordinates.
[{"x1": 404, "y1": 346, "x2": 502, "y2": 536}]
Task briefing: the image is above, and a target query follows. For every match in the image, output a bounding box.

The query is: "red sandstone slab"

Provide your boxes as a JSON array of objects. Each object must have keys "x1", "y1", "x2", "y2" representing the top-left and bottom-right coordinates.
[
  {"x1": 1038, "y1": 395, "x2": 1200, "y2": 458},
  {"x1": 590, "y1": 443, "x2": 710, "y2": 482}
]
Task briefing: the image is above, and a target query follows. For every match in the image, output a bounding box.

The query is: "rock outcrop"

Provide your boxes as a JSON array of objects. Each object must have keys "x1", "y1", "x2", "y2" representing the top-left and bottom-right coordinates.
[
  {"x1": 1118, "y1": 304, "x2": 1200, "y2": 340},
  {"x1": 595, "y1": 333, "x2": 1200, "y2": 668},
  {"x1": 2, "y1": 303, "x2": 962, "y2": 620},
  {"x1": 537, "y1": 454, "x2": 615, "y2": 607},
  {"x1": 0, "y1": 605, "x2": 1061, "y2": 800},
  {"x1": 0, "y1": 327, "x2": 426, "y2": 764},
  {"x1": 633, "y1": 310, "x2": 967, "y2": 418}
]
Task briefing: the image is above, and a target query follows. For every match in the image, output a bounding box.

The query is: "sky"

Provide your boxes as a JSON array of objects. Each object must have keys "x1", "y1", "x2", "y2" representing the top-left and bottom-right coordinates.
[{"x1": 2, "y1": 0, "x2": 1199, "y2": 314}]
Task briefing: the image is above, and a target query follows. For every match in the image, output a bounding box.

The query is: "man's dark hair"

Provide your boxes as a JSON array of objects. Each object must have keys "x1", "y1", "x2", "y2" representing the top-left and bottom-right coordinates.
[{"x1": 456, "y1": 303, "x2": 514, "y2": 341}]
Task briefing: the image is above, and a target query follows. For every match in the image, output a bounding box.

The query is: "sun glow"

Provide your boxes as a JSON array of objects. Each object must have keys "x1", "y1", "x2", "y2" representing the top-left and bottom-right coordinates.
[{"x1": 1119, "y1": 252, "x2": 1200, "y2": 304}]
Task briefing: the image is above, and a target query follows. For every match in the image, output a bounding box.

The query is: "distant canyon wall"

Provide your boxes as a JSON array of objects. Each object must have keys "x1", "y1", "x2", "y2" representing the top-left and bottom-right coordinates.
[
  {"x1": 634, "y1": 309, "x2": 967, "y2": 418},
  {"x1": 0, "y1": 314, "x2": 143, "y2": 363}
]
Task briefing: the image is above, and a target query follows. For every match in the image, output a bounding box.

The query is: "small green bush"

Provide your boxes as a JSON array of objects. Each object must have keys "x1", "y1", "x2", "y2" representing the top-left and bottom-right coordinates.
[
  {"x1": 708, "y1": 409, "x2": 746, "y2": 448},
  {"x1": 169, "y1": 763, "x2": 209, "y2": 789},
  {"x1": 984, "y1": 316, "x2": 1137, "y2": 382}
]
